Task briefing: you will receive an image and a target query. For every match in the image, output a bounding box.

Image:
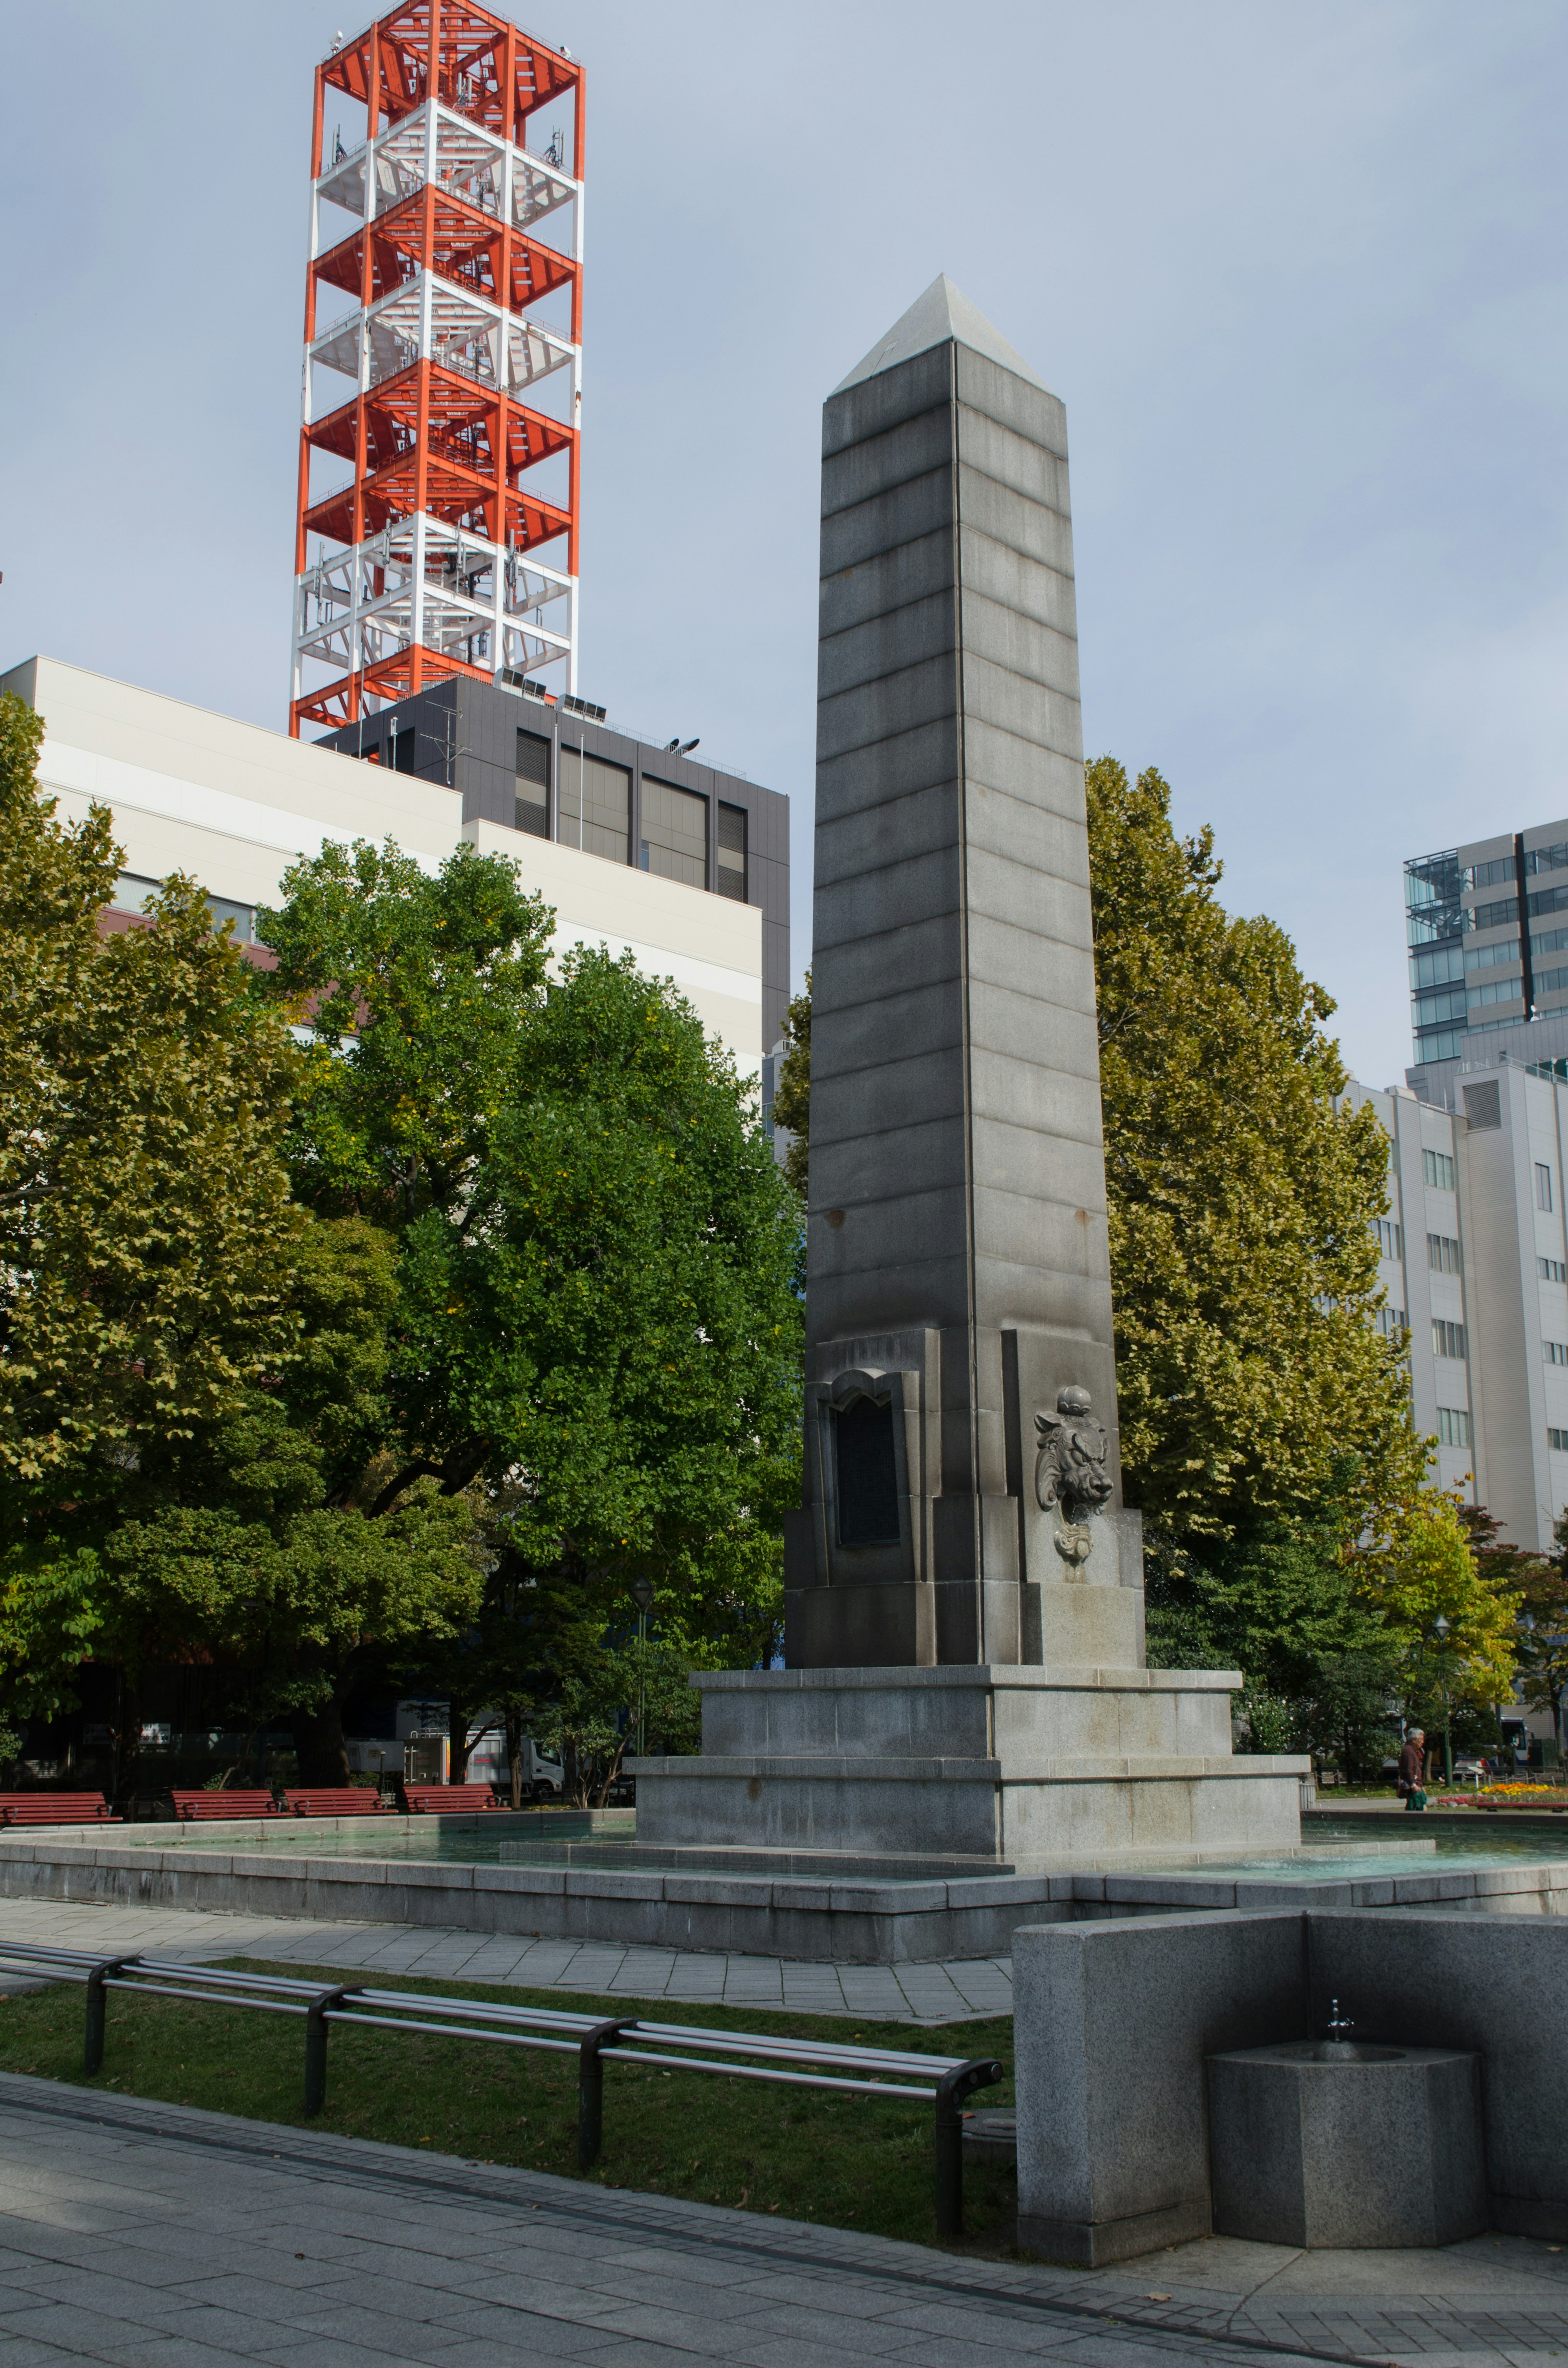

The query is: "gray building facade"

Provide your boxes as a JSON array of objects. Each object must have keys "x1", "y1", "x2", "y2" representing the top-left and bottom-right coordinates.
[{"x1": 316, "y1": 676, "x2": 791, "y2": 1056}]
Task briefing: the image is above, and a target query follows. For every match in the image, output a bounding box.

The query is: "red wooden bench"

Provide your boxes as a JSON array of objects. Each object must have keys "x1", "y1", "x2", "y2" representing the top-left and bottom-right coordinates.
[
  {"x1": 402, "y1": 1784, "x2": 502, "y2": 1814},
  {"x1": 283, "y1": 1787, "x2": 389, "y2": 1817},
  {"x1": 0, "y1": 1793, "x2": 118, "y2": 1827},
  {"x1": 169, "y1": 1790, "x2": 280, "y2": 1821}
]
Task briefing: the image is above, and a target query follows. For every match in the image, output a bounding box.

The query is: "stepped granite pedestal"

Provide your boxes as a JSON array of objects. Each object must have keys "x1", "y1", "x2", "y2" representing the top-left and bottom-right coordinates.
[
  {"x1": 634, "y1": 277, "x2": 1309, "y2": 1882},
  {"x1": 633, "y1": 1664, "x2": 1302, "y2": 1868}
]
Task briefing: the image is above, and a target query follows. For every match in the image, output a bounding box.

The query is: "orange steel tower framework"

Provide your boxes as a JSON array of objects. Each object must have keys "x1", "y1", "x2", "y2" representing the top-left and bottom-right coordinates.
[{"x1": 291, "y1": 4, "x2": 583, "y2": 735}]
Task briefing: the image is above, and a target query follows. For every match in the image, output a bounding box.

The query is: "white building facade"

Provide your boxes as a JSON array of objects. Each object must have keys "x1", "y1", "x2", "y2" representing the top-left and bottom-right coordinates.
[
  {"x1": 1, "y1": 656, "x2": 786, "y2": 1088},
  {"x1": 1345, "y1": 1059, "x2": 1568, "y2": 1556}
]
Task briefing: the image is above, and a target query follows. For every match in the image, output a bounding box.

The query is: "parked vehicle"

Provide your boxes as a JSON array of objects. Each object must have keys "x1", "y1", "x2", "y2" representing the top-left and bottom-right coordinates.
[{"x1": 465, "y1": 1733, "x2": 564, "y2": 1802}]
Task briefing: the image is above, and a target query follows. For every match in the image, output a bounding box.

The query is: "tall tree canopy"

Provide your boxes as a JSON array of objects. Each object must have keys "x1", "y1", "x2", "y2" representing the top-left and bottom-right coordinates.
[
  {"x1": 0, "y1": 691, "x2": 301, "y2": 1530},
  {"x1": 258, "y1": 840, "x2": 804, "y2": 1766},
  {"x1": 768, "y1": 753, "x2": 1421, "y2": 1551},
  {"x1": 1087, "y1": 757, "x2": 1421, "y2": 1544}
]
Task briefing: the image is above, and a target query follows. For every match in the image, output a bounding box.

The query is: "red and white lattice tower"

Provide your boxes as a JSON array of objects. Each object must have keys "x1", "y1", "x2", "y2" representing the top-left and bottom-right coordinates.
[{"x1": 290, "y1": 5, "x2": 583, "y2": 734}]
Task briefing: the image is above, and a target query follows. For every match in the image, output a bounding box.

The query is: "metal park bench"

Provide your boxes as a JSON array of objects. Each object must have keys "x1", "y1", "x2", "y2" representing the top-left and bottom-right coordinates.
[
  {"x1": 282, "y1": 1788, "x2": 389, "y2": 1817},
  {"x1": 0, "y1": 1939, "x2": 1004, "y2": 2238},
  {"x1": 170, "y1": 1790, "x2": 281, "y2": 1822},
  {"x1": 401, "y1": 1784, "x2": 502, "y2": 1813},
  {"x1": 0, "y1": 1793, "x2": 118, "y2": 1827}
]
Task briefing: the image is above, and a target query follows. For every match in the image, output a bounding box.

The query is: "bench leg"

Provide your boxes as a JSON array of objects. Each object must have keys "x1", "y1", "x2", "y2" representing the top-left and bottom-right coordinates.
[
  {"x1": 304, "y1": 1986, "x2": 363, "y2": 2117},
  {"x1": 84, "y1": 1958, "x2": 136, "y2": 2076},
  {"x1": 933, "y1": 2058, "x2": 1006, "y2": 2240},
  {"x1": 577, "y1": 2019, "x2": 635, "y2": 2173}
]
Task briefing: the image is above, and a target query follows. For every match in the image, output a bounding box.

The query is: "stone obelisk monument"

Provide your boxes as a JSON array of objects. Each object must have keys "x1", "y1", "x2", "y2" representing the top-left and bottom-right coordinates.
[
  {"x1": 786, "y1": 274, "x2": 1134, "y2": 1673},
  {"x1": 634, "y1": 281, "x2": 1306, "y2": 1866}
]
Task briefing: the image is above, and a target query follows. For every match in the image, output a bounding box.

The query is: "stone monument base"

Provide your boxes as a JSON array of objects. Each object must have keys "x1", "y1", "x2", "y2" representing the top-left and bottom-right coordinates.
[{"x1": 631, "y1": 1665, "x2": 1306, "y2": 1868}]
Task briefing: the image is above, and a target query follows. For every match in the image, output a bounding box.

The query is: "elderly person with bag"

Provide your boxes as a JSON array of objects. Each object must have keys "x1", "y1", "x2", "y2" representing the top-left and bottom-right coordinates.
[{"x1": 1397, "y1": 1726, "x2": 1428, "y2": 1813}]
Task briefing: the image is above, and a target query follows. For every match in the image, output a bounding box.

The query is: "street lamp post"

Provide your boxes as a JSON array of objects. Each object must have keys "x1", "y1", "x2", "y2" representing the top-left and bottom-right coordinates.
[{"x1": 629, "y1": 1577, "x2": 655, "y2": 1761}]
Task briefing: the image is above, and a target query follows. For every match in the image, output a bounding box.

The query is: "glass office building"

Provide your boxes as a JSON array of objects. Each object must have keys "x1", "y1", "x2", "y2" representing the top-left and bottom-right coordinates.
[{"x1": 1406, "y1": 818, "x2": 1568, "y2": 1086}]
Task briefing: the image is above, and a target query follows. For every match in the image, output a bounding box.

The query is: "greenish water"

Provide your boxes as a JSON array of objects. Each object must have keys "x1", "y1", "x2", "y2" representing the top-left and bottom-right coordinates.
[{"x1": 87, "y1": 1811, "x2": 1568, "y2": 1885}]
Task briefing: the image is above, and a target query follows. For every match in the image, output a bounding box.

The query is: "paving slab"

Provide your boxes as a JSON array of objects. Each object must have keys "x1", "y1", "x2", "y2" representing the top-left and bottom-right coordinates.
[
  {"x1": 0, "y1": 1895, "x2": 1012, "y2": 2022},
  {"x1": 5, "y1": 2076, "x2": 1568, "y2": 2367}
]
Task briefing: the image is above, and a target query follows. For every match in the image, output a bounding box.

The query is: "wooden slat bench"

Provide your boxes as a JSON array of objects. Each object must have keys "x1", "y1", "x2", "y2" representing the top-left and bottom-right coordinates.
[
  {"x1": 283, "y1": 1787, "x2": 388, "y2": 1817},
  {"x1": 402, "y1": 1784, "x2": 502, "y2": 1814},
  {"x1": 0, "y1": 1793, "x2": 118, "y2": 1827},
  {"x1": 169, "y1": 1790, "x2": 280, "y2": 1822}
]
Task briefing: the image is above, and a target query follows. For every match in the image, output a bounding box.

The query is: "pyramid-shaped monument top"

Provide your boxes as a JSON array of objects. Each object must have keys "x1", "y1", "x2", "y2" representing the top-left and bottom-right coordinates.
[{"x1": 831, "y1": 273, "x2": 1054, "y2": 397}]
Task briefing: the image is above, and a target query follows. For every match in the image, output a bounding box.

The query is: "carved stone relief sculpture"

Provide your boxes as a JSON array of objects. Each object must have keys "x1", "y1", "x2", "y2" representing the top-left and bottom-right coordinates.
[{"x1": 1034, "y1": 1387, "x2": 1114, "y2": 1578}]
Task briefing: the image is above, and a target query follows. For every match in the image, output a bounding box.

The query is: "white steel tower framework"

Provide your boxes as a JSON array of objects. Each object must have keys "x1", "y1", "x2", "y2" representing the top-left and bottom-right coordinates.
[{"x1": 291, "y1": 4, "x2": 583, "y2": 735}]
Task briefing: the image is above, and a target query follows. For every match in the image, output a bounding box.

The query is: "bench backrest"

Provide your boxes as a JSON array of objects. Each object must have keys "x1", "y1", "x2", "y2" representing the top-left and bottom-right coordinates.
[
  {"x1": 403, "y1": 1784, "x2": 499, "y2": 1812},
  {"x1": 0, "y1": 1793, "x2": 112, "y2": 1824},
  {"x1": 170, "y1": 1790, "x2": 277, "y2": 1820},
  {"x1": 284, "y1": 1788, "x2": 386, "y2": 1815}
]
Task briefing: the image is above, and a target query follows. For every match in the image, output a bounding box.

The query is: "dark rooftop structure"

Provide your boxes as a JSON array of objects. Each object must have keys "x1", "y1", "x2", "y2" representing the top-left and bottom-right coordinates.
[{"x1": 316, "y1": 676, "x2": 789, "y2": 1054}]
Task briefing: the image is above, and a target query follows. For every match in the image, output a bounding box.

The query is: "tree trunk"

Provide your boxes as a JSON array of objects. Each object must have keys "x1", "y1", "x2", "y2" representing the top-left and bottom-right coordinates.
[
  {"x1": 290, "y1": 1697, "x2": 350, "y2": 1786},
  {"x1": 506, "y1": 1705, "x2": 525, "y2": 1811},
  {"x1": 448, "y1": 1699, "x2": 471, "y2": 1785},
  {"x1": 113, "y1": 1670, "x2": 143, "y2": 1818},
  {"x1": 592, "y1": 1736, "x2": 627, "y2": 1810}
]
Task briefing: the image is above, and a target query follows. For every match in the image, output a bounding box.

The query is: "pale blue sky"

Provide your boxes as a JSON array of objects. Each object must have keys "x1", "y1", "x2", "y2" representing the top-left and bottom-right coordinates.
[{"x1": 2, "y1": 2, "x2": 1563, "y2": 1088}]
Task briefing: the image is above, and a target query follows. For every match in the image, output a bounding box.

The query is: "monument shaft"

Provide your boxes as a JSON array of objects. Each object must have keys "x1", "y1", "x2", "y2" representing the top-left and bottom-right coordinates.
[
  {"x1": 786, "y1": 279, "x2": 1131, "y2": 1669},
  {"x1": 634, "y1": 282, "x2": 1306, "y2": 1867}
]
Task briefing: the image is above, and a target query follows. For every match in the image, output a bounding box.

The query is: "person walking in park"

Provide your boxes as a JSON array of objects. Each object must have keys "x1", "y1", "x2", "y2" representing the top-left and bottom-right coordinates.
[{"x1": 1398, "y1": 1726, "x2": 1428, "y2": 1813}]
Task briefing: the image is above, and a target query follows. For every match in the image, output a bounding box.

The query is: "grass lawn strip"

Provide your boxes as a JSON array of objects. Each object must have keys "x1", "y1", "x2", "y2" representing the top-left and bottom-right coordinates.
[{"x1": 0, "y1": 1956, "x2": 1016, "y2": 2253}]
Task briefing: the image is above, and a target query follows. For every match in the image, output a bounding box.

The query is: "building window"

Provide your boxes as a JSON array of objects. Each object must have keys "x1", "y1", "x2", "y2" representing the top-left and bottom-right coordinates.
[
  {"x1": 1437, "y1": 1408, "x2": 1472, "y2": 1449},
  {"x1": 113, "y1": 871, "x2": 159, "y2": 913},
  {"x1": 1464, "y1": 936, "x2": 1522, "y2": 972},
  {"x1": 1423, "y1": 1150, "x2": 1457, "y2": 1191},
  {"x1": 1412, "y1": 1027, "x2": 1467, "y2": 1064},
  {"x1": 1538, "y1": 1164, "x2": 1556, "y2": 1213},
  {"x1": 1432, "y1": 1319, "x2": 1467, "y2": 1360},
  {"x1": 1414, "y1": 986, "x2": 1467, "y2": 1027},
  {"x1": 558, "y1": 750, "x2": 631, "y2": 865},
  {"x1": 717, "y1": 802, "x2": 748, "y2": 901},
  {"x1": 639, "y1": 776, "x2": 708, "y2": 889},
  {"x1": 1377, "y1": 1307, "x2": 1407, "y2": 1339},
  {"x1": 515, "y1": 729, "x2": 550, "y2": 838},
  {"x1": 1540, "y1": 1258, "x2": 1567, "y2": 1284},
  {"x1": 206, "y1": 894, "x2": 254, "y2": 943},
  {"x1": 1374, "y1": 1218, "x2": 1402, "y2": 1258},
  {"x1": 1427, "y1": 1233, "x2": 1461, "y2": 1274},
  {"x1": 1468, "y1": 977, "x2": 1524, "y2": 1012},
  {"x1": 1547, "y1": 1341, "x2": 1568, "y2": 1366},
  {"x1": 1551, "y1": 1429, "x2": 1568, "y2": 1454}
]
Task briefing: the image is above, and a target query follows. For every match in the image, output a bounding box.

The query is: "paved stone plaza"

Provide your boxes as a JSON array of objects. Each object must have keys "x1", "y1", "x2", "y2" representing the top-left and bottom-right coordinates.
[
  {"x1": 0, "y1": 1897, "x2": 1011, "y2": 2023},
  {"x1": 2, "y1": 2073, "x2": 1568, "y2": 2367}
]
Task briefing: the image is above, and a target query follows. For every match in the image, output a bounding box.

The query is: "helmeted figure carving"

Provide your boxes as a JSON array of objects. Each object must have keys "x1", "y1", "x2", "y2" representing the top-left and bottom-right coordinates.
[{"x1": 1034, "y1": 1387, "x2": 1114, "y2": 1527}]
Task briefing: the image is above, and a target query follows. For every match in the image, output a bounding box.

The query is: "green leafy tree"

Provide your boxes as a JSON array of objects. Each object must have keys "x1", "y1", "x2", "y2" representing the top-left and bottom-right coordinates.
[
  {"x1": 259, "y1": 840, "x2": 803, "y2": 1750},
  {"x1": 771, "y1": 972, "x2": 811, "y2": 1198},
  {"x1": 0, "y1": 692, "x2": 301, "y2": 1529},
  {"x1": 1513, "y1": 1510, "x2": 1568, "y2": 1747},
  {"x1": 745, "y1": 755, "x2": 1423, "y2": 1554},
  {"x1": 1354, "y1": 1486, "x2": 1520, "y2": 1775},
  {"x1": 1087, "y1": 757, "x2": 1422, "y2": 1545},
  {"x1": 1145, "y1": 1487, "x2": 1401, "y2": 1767}
]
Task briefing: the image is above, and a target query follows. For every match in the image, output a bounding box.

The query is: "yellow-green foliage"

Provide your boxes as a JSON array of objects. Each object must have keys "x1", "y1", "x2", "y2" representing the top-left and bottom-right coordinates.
[
  {"x1": 0, "y1": 693, "x2": 301, "y2": 1511},
  {"x1": 1087, "y1": 758, "x2": 1425, "y2": 1541},
  {"x1": 1355, "y1": 1485, "x2": 1520, "y2": 1706}
]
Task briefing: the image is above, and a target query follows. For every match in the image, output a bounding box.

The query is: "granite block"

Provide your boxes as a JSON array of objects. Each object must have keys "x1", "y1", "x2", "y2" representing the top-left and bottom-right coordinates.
[{"x1": 1207, "y1": 2042, "x2": 1485, "y2": 2248}]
